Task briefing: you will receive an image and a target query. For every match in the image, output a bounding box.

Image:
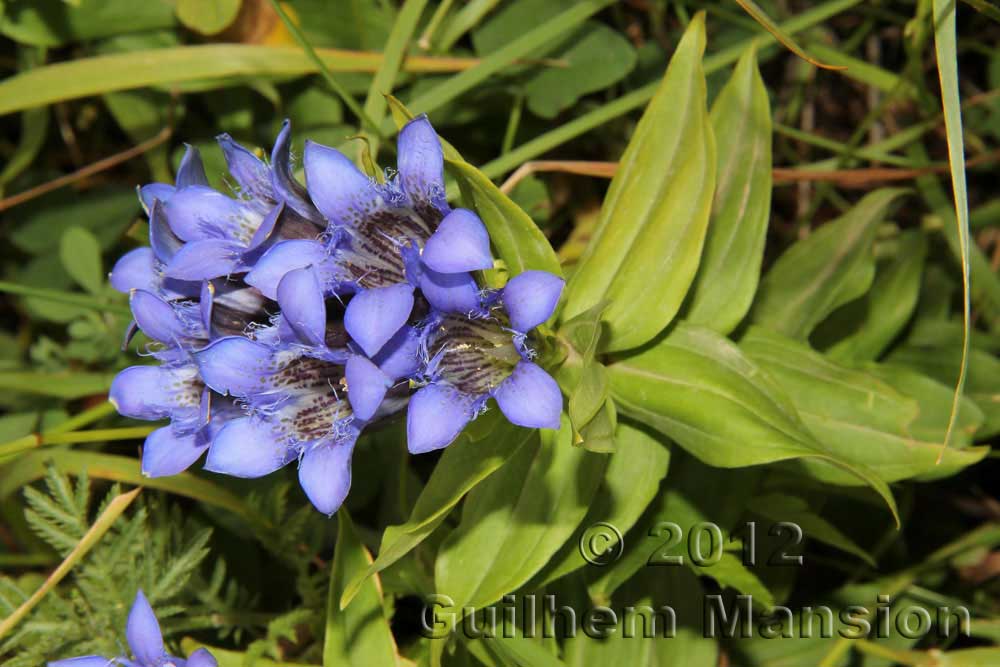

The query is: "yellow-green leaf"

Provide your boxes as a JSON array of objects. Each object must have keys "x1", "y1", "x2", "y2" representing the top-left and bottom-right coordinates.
[
  {"x1": 561, "y1": 13, "x2": 715, "y2": 352},
  {"x1": 686, "y1": 46, "x2": 771, "y2": 334},
  {"x1": 324, "y1": 509, "x2": 400, "y2": 667}
]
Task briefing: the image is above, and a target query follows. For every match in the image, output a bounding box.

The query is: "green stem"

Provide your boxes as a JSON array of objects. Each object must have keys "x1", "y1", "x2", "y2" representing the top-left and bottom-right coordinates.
[
  {"x1": 417, "y1": 0, "x2": 455, "y2": 51},
  {"x1": 501, "y1": 93, "x2": 524, "y2": 156},
  {"x1": 391, "y1": 0, "x2": 615, "y2": 136},
  {"x1": 266, "y1": 0, "x2": 383, "y2": 137},
  {"x1": 0, "y1": 425, "x2": 154, "y2": 459}
]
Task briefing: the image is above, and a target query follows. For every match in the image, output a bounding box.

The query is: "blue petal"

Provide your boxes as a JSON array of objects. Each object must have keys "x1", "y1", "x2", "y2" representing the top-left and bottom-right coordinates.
[
  {"x1": 203, "y1": 417, "x2": 290, "y2": 478},
  {"x1": 245, "y1": 239, "x2": 328, "y2": 300},
  {"x1": 47, "y1": 656, "x2": 114, "y2": 667},
  {"x1": 271, "y1": 120, "x2": 320, "y2": 220},
  {"x1": 139, "y1": 183, "x2": 175, "y2": 210},
  {"x1": 196, "y1": 337, "x2": 275, "y2": 397},
  {"x1": 277, "y1": 267, "x2": 326, "y2": 347},
  {"x1": 298, "y1": 435, "x2": 357, "y2": 515},
  {"x1": 502, "y1": 270, "x2": 564, "y2": 332},
  {"x1": 397, "y1": 115, "x2": 449, "y2": 216},
  {"x1": 217, "y1": 133, "x2": 272, "y2": 202},
  {"x1": 164, "y1": 239, "x2": 244, "y2": 281},
  {"x1": 345, "y1": 355, "x2": 391, "y2": 421},
  {"x1": 493, "y1": 361, "x2": 561, "y2": 429},
  {"x1": 185, "y1": 648, "x2": 218, "y2": 667},
  {"x1": 176, "y1": 144, "x2": 209, "y2": 188},
  {"x1": 110, "y1": 365, "x2": 201, "y2": 422},
  {"x1": 130, "y1": 290, "x2": 188, "y2": 343},
  {"x1": 406, "y1": 384, "x2": 474, "y2": 454},
  {"x1": 372, "y1": 325, "x2": 421, "y2": 380},
  {"x1": 421, "y1": 208, "x2": 492, "y2": 273},
  {"x1": 109, "y1": 247, "x2": 157, "y2": 294},
  {"x1": 344, "y1": 283, "x2": 414, "y2": 357},
  {"x1": 419, "y1": 266, "x2": 481, "y2": 314},
  {"x1": 163, "y1": 185, "x2": 243, "y2": 242},
  {"x1": 141, "y1": 426, "x2": 210, "y2": 477},
  {"x1": 126, "y1": 590, "x2": 164, "y2": 666},
  {"x1": 247, "y1": 202, "x2": 284, "y2": 250},
  {"x1": 148, "y1": 200, "x2": 183, "y2": 263},
  {"x1": 303, "y1": 140, "x2": 378, "y2": 227}
]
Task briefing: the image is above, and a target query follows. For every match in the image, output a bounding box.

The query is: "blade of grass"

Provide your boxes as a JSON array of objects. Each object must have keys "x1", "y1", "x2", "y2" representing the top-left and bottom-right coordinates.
[
  {"x1": 0, "y1": 46, "x2": 477, "y2": 117},
  {"x1": 0, "y1": 486, "x2": 141, "y2": 641},
  {"x1": 267, "y1": 0, "x2": 382, "y2": 135},
  {"x1": 0, "y1": 450, "x2": 266, "y2": 528},
  {"x1": 0, "y1": 426, "x2": 156, "y2": 462},
  {"x1": 0, "y1": 402, "x2": 120, "y2": 463},
  {"x1": 0, "y1": 371, "x2": 115, "y2": 399},
  {"x1": 961, "y1": 0, "x2": 1000, "y2": 23},
  {"x1": 0, "y1": 280, "x2": 131, "y2": 316},
  {"x1": 388, "y1": 0, "x2": 615, "y2": 136},
  {"x1": 436, "y1": 0, "x2": 502, "y2": 53},
  {"x1": 364, "y1": 0, "x2": 430, "y2": 155},
  {"x1": 932, "y1": 0, "x2": 971, "y2": 462},
  {"x1": 734, "y1": 0, "x2": 846, "y2": 70},
  {"x1": 479, "y1": 0, "x2": 865, "y2": 179},
  {"x1": 417, "y1": 0, "x2": 455, "y2": 51}
]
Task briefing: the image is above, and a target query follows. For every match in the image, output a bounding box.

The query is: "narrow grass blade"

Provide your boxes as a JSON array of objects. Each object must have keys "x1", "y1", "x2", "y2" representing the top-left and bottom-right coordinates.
[
  {"x1": 0, "y1": 45, "x2": 476, "y2": 117},
  {"x1": 734, "y1": 0, "x2": 846, "y2": 69},
  {"x1": 364, "y1": 0, "x2": 430, "y2": 152},
  {"x1": 393, "y1": 0, "x2": 615, "y2": 134},
  {"x1": 932, "y1": 0, "x2": 971, "y2": 461}
]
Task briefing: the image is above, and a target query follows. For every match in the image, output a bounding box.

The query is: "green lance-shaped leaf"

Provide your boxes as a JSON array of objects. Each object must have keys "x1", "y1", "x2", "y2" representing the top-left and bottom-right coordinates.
[
  {"x1": 340, "y1": 418, "x2": 533, "y2": 609},
  {"x1": 686, "y1": 45, "x2": 772, "y2": 334},
  {"x1": 752, "y1": 188, "x2": 906, "y2": 339},
  {"x1": 434, "y1": 416, "x2": 606, "y2": 615},
  {"x1": 741, "y1": 327, "x2": 986, "y2": 485},
  {"x1": 828, "y1": 230, "x2": 927, "y2": 363},
  {"x1": 560, "y1": 12, "x2": 716, "y2": 352},
  {"x1": 607, "y1": 323, "x2": 899, "y2": 523},
  {"x1": 324, "y1": 509, "x2": 400, "y2": 667}
]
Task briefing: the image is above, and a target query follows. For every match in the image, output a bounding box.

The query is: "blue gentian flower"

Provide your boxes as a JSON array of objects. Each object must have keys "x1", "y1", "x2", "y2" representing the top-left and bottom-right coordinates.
[
  {"x1": 48, "y1": 590, "x2": 217, "y2": 667},
  {"x1": 406, "y1": 270, "x2": 565, "y2": 454},
  {"x1": 108, "y1": 114, "x2": 566, "y2": 515},
  {"x1": 110, "y1": 124, "x2": 323, "y2": 293},
  {"x1": 245, "y1": 116, "x2": 494, "y2": 358},
  {"x1": 109, "y1": 288, "x2": 243, "y2": 478}
]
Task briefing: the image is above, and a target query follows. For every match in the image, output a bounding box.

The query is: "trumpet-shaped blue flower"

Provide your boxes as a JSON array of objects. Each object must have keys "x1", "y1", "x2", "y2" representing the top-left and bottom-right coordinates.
[
  {"x1": 406, "y1": 270, "x2": 565, "y2": 454},
  {"x1": 48, "y1": 590, "x2": 216, "y2": 667},
  {"x1": 246, "y1": 116, "x2": 493, "y2": 359},
  {"x1": 108, "y1": 113, "x2": 565, "y2": 515}
]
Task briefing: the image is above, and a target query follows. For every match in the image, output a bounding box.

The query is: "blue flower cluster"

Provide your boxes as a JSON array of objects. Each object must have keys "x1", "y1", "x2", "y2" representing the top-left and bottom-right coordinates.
[
  {"x1": 109, "y1": 116, "x2": 564, "y2": 515},
  {"x1": 49, "y1": 590, "x2": 216, "y2": 667}
]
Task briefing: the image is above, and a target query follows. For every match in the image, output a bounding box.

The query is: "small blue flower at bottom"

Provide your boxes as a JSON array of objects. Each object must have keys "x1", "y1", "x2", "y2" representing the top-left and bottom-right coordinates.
[{"x1": 48, "y1": 590, "x2": 216, "y2": 667}]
